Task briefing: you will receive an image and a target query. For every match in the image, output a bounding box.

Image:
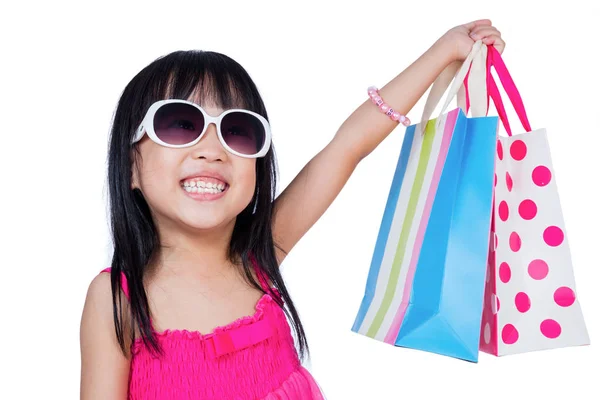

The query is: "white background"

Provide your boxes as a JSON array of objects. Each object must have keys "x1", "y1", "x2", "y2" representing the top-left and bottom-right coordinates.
[{"x1": 1, "y1": 0, "x2": 598, "y2": 399}]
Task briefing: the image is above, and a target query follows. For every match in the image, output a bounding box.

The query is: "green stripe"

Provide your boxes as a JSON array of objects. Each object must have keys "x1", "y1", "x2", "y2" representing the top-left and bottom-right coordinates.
[{"x1": 366, "y1": 119, "x2": 437, "y2": 338}]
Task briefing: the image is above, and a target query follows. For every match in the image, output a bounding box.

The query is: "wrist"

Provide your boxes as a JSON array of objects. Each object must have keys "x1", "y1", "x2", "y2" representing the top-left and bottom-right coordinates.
[
  {"x1": 432, "y1": 35, "x2": 458, "y2": 64},
  {"x1": 425, "y1": 36, "x2": 457, "y2": 71}
]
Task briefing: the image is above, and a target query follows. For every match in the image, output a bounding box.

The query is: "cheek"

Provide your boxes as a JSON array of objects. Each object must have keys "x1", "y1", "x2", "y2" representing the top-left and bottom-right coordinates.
[
  {"x1": 136, "y1": 147, "x2": 178, "y2": 201},
  {"x1": 235, "y1": 160, "x2": 257, "y2": 203}
]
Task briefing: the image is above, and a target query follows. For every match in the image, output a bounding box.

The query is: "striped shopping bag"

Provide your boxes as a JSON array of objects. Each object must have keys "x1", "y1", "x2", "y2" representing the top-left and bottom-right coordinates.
[{"x1": 352, "y1": 41, "x2": 498, "y2": 362}]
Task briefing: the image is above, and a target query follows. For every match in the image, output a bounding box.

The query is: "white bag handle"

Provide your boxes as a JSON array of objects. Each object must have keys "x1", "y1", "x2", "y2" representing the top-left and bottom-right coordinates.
[
  {"x1": 441, "y1": 41, "x2": 488, "y2": 117},
  {"x1": 419, "y1": 40, "x2": 488, "y2": 132}
]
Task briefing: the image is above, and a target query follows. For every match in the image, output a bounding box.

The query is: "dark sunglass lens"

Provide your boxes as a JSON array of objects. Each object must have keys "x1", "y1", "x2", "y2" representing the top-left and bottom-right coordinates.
[
  {"x1": 153, "y1": 103, "x2": 204, "y2": 145},
  {"x1": 220, "y1": 112, "x2": 265, "y2": 155}
]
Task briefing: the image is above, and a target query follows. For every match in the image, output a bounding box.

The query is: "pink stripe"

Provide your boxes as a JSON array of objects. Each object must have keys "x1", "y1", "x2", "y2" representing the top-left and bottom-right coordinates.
[{"x1": 383, "y1": 109, "x2": 459, "y2": 343}]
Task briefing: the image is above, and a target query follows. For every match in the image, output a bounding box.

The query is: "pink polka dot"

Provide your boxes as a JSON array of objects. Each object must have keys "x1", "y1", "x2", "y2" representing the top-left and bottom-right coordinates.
[
  {"x1": 497, "y1": 140, "x2": 504, "y2": 160},
  {"x1": 509, "y1": 232, "x2": 521, "y2": 252},
  {"x1": 540, "y1": 319, "x2": 562, "y2": 339},
  {"x1": 510, "y1": 140, "x2": 527, "y2": 161},
  {"x1": 528, "y1": 259, "x2": 549, "y2": 280},
  {"x1": 554, "y1": 286, "x2": 576, "y2": 307},
  {"x1": 515, "y1": 292, "x2": 531, "y2": 313},
  {"x1": 506, "y1": 172, "x2": 513, "y2": 192},
  {"x1": 494, "y1": 233, "x2": 498, "y2": 250},
  {"x1": 499, "y1": 262, "x2": 511, "y2": 283},
  {"x1": 499, "y1": 201, "x2": 509, "y2": 221},
  {"x1": 494, "y1": 173, "x2": 497, "y2": 187},
  {"x1": 544, "y1": 226, "x2": 564, "y2": 247},
  {"x1": 518, "y1": 199, "x2": 538, "y2": 220},
  {"x1": 502, "y1": 324, "x2": 519, "y2": 344},
  {"x1": 532, "y1": 165, "x2": 552, "y2": 187},
  {"x1": 496, "y1": 296, "x2": 500, "y2": 312}
]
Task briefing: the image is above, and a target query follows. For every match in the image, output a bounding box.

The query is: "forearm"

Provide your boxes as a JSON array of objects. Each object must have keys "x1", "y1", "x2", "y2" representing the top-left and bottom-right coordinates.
[{"x1": 334, "y1": 38, "x2": 454, "y2": 162}]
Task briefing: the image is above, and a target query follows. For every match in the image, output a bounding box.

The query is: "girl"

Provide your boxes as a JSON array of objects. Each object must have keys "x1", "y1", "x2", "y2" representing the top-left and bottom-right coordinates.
[{"x1": 80, "y1": 19, "x2": 504, "y2": 399}]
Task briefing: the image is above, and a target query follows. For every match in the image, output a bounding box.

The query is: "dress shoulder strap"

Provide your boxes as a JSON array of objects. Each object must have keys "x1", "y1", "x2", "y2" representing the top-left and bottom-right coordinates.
[
  {"x1": 248, "y1": 256, "x2": 270, "y2": 292},
  {"x1": 248, "y1": 254, "x2": 282, "y2": 302},
  {"x1": 100, "y1": 267, "x2": 130, "y2": 301}
]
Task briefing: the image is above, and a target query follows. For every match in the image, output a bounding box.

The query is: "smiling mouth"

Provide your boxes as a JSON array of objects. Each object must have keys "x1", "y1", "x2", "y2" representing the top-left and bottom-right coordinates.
[{"x1": 180, "y1": 177, "x2": 229, "y2": 195}]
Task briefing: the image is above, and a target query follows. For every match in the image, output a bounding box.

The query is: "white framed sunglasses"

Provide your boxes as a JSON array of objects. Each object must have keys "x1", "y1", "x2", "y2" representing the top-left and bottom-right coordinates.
[{"x1": 133, "y1": 99, "x2": 272, "y2": 158}]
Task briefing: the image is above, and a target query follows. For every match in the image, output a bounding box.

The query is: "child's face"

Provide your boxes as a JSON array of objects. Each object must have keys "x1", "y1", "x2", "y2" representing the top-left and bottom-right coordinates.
[{"x1": 131, "y1": 100, "x2": 257, "y2": 237}]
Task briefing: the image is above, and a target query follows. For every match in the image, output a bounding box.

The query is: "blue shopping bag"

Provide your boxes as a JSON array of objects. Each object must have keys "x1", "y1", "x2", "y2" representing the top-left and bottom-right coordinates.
[{"x1": 352, "y1": 41, "x2": 498, "y2": 362}]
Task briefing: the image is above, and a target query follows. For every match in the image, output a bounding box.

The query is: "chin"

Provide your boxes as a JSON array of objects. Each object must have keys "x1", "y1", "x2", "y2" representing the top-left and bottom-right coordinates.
[{"x1": 178, "y1": 211, "x2": 237, "y2": 232}]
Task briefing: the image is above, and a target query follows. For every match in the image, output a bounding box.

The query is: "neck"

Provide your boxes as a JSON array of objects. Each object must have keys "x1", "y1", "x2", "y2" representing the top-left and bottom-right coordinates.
[{"x1": 152, "y1": 218, "x2": 239, "y2": 280}]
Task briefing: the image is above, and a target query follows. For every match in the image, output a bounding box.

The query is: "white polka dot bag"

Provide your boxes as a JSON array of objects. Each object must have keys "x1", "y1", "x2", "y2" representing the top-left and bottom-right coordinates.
[{"x1": 478, "y1": 46, "x2": 590, "y2": 356}]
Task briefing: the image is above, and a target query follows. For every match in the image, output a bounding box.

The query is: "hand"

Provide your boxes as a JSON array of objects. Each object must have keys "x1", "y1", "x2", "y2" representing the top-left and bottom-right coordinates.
[{"x1": 439, "y1": 19, "x2": 505, "y2": 62}]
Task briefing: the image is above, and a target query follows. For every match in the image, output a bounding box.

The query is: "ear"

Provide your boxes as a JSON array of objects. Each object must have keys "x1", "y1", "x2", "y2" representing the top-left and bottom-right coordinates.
[{"x1": 131, "y1": 162, "x2": 140, "y2": 190}]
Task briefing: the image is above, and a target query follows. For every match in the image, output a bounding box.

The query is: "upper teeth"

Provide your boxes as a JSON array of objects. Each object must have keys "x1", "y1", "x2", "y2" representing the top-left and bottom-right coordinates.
[{"x1": 182, "y1": 179, "x2": 226, "y2": 193}]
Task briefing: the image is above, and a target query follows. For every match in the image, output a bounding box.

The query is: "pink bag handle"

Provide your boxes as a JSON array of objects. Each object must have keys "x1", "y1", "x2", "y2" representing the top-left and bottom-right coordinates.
[
  {"x1": 462, "y1": 50, "x2": 500, "y2": 124},
  {"x1": 486, "y1": 45, "x2": 532, "y2": 135},
  {"x1": 462, "y1": 45, "x2": 532, "y2": 136},
  {"x1": 486, "y1": 51, "x2": 512, "y2": 136}
]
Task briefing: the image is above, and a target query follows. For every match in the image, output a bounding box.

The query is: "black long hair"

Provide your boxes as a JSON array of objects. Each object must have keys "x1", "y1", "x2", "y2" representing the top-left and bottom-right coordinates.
[{"x1": 106, "y1": 50, "x2": 309, "y2": 361}]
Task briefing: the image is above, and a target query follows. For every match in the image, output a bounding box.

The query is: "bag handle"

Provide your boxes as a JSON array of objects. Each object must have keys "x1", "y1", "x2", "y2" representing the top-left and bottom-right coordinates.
[
  {"x1": 419, "y1": 40, "x2": 488, "y2": 132},
  {"x1": 440, "y1": 40, "x2": 488, "y2": 118},
  {"x1": 486, "y1": 45, "x2": 533, "y2": 135},
  {"x1": 485, "y1": 51, "x2": 512, "y2": 136}
]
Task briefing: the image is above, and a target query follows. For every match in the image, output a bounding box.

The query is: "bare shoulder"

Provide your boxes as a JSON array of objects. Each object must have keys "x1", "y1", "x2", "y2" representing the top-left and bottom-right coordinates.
[
  {"x1": 85, "y1": 272, "x2": 116, "y2": 309},
  {"x1": 80, "y1": 272, "x2": 131, "y2": 399},
  {"x1": 82, "y1": 272, "x2": 129, "y2": 333}
]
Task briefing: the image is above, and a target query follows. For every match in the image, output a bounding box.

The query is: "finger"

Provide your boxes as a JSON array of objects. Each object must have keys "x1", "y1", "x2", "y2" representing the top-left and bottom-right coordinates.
[
  {"x1": 470, "y1": 27, "x2": 501, "y2": 40},
  {"x1": 491, "y1": 36, "x2": 506, "y2": 53},
  {"x1": 483, "y1": 35, "x2": 506, "y2": 53},
  {"x1": 482, "y1": 35, "x2": 500, "y2": 44},
  {"x1": 464, "y1": 19, "x2": 492, "y2": 30},
  {"x1": 470, "y1": 26, "x2": 500, "y2": 36}
]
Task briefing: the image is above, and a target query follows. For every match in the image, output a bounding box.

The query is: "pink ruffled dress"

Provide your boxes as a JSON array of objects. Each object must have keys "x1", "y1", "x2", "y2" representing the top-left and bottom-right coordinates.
[{"x1": 99, "y1": 264, "x2": 325, "y2": 399}]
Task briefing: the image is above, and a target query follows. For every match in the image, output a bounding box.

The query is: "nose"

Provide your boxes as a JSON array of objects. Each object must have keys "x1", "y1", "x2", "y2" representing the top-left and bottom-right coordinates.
[{"x1": 191, "y1": 122, "x2": 227, "y2": 162}]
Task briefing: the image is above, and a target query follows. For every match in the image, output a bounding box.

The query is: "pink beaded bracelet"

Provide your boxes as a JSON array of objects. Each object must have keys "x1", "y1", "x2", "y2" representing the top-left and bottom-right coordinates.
[{"x1": 368, "y1": 86, "x2": 411, "y2": 127}]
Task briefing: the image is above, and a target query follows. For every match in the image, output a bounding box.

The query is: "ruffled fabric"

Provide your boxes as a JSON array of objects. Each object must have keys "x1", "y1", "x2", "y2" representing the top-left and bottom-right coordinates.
[
  {"x1": 262, "y1": 367, "x2": 325, "y2": 400},
  {"x1": 126, "y1": 291, "x2": 324, "y2": 399},
  {"x1": 131, "y1": 293, "x2": 273, "y2": 355}
]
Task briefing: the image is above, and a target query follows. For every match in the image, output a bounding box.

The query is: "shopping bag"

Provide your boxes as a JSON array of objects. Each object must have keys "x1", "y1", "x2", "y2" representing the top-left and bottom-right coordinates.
[
  {"x1": 352, "y1": 41, "x2": 497, "y2": 362},
  {"x1": 478, "y1": 46, "x2": 590, "y2": 356}
]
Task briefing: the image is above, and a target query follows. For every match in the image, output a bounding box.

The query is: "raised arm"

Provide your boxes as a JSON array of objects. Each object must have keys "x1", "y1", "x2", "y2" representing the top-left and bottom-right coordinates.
[{"x1": 272, "y1": 20, "x2": 504, "y2": 264}]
